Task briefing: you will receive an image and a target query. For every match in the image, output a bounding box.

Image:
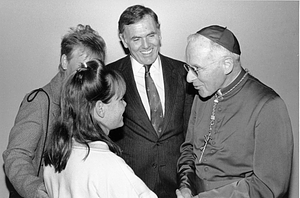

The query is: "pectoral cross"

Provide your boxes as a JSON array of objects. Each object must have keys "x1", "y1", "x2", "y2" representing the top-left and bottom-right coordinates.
[
  {"x1": 199, "y1": 133, "x2": 212, "y2": 163},
  {"x1": 198, "y1": 95, "x2": 218, "y2": 163}
]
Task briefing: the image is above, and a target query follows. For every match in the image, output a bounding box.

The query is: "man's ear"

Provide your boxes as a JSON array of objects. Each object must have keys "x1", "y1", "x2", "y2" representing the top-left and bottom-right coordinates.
[
  {"x1": 222, "y1": 57, "x2": 234, "y2": 75},
  {"x1": 60, "y1": 54, "x2": 68, "y2": 71},
  {"x1": 119, "y1": 33, "x2": 128, "y2": 48},
  {"x1": 95, "y1": 100, "x2": 105, "y2": 118},
  {"x1": 157, "y1": 29, "x2": 162, "y2": 40}
]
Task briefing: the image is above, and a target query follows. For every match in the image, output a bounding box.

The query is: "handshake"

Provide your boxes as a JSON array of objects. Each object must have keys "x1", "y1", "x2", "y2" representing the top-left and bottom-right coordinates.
[{"x1": 176, "y1": 188, "x2": 194, "y2": 198}]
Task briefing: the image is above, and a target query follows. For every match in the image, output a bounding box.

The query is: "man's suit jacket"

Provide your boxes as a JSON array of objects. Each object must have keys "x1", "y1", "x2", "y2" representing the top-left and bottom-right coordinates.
[{"x1": 108, "y1": 54, "x2": 194, "y2": 198}]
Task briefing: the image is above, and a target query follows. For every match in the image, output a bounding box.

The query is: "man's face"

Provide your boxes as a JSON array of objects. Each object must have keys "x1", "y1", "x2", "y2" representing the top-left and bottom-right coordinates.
[
  {"x1": 186, "y1": 39, "x2": 226, "y2": 98},
  {"x1": 120, "y1": 15, "x2": 161, "y2": 65}
]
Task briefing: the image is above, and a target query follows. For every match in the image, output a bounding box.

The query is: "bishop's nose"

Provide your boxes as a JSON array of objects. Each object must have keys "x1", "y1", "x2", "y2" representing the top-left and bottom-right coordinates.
[{"x1": 186, "y1": 70, "x2": 198, "y2": 83}]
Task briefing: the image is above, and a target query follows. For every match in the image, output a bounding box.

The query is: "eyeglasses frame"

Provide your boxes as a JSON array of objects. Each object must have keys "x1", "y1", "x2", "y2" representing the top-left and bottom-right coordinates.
[{"x1": 183, "y1": 57, "x2": 227, "y2": 78}]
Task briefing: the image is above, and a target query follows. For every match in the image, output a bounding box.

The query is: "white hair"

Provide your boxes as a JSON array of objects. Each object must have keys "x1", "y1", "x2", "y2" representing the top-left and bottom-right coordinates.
[{"x1": 187, "y1": 33, "x2": 240, "y2": 63}]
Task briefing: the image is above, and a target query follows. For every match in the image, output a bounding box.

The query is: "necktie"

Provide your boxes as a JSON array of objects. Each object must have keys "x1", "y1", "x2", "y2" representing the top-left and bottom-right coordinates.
[{"x1": 144, "y1": 64, "x2": 163, "y2": 135}]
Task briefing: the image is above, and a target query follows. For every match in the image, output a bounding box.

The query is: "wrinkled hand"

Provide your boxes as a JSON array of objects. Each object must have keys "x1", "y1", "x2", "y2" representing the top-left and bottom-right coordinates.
[
  {"x1": 36, "y1": 189, "x2": 49, "y2": 198},
  {"x1": 35, "y1": 184, "x2": 49, "y2": 198},
  {"x1": 176, "y1": 188, "x2": 193, "y2": 198},
  {"x1": 176, "y1": 189, "x2": 184, "y2": 198}
]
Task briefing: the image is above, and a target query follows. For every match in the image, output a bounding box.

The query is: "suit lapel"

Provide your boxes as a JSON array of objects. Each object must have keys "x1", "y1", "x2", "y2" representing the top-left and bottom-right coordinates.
[
  {"x1": 120, "y1": 56, "x2": 157, "y2": 137},
  {"x1": 160, "y1": 55, "x2": 178, "y2": 134},
  {"x1": 120, "y1": 55, "x2": 180, "y2": 138}
]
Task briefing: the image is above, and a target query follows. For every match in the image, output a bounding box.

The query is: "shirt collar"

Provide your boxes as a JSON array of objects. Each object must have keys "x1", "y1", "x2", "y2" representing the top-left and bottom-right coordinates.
[
  {"x1": 131, "y1": 55, "x2": 161, "y2": 74},
  {"x1": 72, "y1": 139, "x2": 110, "y2": 151}
]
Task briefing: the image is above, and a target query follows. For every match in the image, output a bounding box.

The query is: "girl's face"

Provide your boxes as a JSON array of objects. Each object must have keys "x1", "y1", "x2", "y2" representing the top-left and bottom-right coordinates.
[{"x1": 95, "y1": 95, "x2": 127, "y2": 135}]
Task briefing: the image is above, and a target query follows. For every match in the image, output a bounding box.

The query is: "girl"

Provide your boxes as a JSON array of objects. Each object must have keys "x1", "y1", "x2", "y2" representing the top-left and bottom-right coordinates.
[{"x1": 43, "y1": 59, "x2": 157, "y2": 198}]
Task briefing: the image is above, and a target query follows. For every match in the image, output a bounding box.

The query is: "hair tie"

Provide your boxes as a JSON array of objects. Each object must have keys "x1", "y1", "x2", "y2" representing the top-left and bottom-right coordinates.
[
  {"x1": 83, "y1": 62, "x2": 87, "y2": 68},
  {"x1": 75, "y1": 65, "x2": 87, "y2": 84}
]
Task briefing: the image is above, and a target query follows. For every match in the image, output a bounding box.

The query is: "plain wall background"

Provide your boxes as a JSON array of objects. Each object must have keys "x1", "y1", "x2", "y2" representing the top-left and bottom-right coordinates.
[{"x1": 0, "y1": 0, "x2": 298, "y2": 197}]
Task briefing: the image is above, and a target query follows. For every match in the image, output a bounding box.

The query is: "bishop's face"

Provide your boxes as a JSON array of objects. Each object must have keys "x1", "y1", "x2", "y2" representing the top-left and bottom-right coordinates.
[{"x1": 186, "y1": 40, "x2": 227, "y2": 98}]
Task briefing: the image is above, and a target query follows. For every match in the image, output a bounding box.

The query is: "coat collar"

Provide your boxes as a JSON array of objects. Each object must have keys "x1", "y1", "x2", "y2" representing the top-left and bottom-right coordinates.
[{"x1": 44, "y1": 72, "x2": 64, "y2": 106}]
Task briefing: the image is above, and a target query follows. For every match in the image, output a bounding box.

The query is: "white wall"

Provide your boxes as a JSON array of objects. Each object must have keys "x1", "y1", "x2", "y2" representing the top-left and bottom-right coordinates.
[{"x1": 0, "y1": 0, "x2": 298, "y2": 197}]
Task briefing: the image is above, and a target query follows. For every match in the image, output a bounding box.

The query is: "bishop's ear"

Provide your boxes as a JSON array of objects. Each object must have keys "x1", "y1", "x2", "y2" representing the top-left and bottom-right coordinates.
[{"x1": 222, "y1": 57, "x2": 234, "y2": 75}]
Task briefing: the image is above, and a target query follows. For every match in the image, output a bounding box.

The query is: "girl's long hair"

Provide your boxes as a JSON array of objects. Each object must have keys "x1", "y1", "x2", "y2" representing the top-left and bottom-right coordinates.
[{"x1": 44, "y1": 59, "x2": 125, "y2": 173}]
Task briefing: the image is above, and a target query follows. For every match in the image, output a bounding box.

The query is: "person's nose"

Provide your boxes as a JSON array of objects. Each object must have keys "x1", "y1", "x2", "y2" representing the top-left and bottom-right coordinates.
[
  {"x1": 186, "y1": 70, "x2": 198, "y2": 83},
  {"x1": 142, "y1": 38, "x2": 149, "y2": 48}
]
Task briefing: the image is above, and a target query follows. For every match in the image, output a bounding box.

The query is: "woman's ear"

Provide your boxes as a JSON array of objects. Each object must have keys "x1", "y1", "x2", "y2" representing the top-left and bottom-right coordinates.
[
  {"x1": 95, "y1": 100, "x2": 105, "y2": 118},
  {"x1": 222, "y1": 57, "x2": 234, "y2": 75},
  {"x1": 60, "y1": 54, "x2": 68, "y2": 71}
]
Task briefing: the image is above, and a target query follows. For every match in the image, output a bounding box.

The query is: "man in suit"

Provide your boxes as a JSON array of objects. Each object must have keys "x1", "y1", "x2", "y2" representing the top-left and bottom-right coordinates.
[{"x1": 108, "y1": 5, "x2": 194, "y2": 198}]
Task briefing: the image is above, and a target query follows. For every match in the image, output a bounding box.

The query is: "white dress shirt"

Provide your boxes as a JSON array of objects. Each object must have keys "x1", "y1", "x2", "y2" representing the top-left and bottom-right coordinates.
[{"x1": 131, "y1": 56, "x2": 165, "y2": 118}]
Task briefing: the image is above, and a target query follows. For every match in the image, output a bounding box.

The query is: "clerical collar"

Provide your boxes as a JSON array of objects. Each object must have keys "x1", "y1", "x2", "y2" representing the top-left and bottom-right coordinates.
[{"x1": 216, "y1": 68, "x2": 248, "y2": 98}]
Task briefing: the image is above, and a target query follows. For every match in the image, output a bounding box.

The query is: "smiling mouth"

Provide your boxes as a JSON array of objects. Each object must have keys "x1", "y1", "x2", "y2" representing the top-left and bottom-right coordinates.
[{"x1": 141, "y1": 49, "x2": 153, "y2": 55}]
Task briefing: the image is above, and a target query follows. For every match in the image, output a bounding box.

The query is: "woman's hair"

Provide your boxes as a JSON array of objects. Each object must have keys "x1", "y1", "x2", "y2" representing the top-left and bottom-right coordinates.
[
  {"x1": 58, "y1": 24, "x2": 106, "y2": 72},
  {"x1": 44, "y1": 59, "x2": 126, "y2": 173}
]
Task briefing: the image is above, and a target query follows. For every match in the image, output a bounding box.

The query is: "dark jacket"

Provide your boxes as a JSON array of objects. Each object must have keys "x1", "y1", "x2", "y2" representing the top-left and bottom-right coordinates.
[
  {"x1": 177, "y1": 69, "x2": 293, "y2": 198},
  {"x1": 108, "y1": 54, "x2": 194, "y2": 198}
]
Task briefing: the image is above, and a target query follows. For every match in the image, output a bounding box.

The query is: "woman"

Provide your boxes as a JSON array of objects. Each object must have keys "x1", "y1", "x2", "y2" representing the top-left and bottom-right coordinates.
[
  {"x1": 3, "y1": 24, "x2": 106, "y2": 198},
  {"x1": 43, "y1": 59, "x2": 157, "y2": 198}
]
